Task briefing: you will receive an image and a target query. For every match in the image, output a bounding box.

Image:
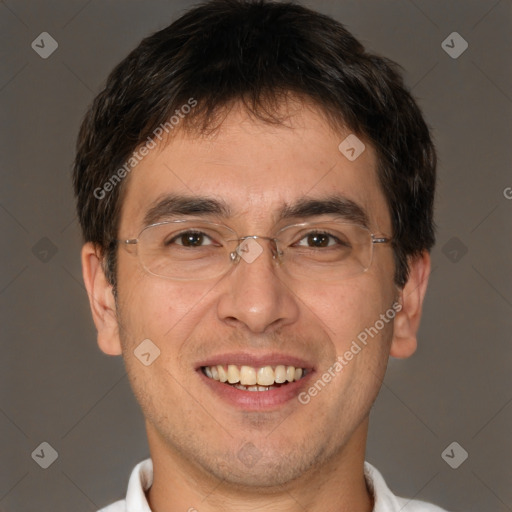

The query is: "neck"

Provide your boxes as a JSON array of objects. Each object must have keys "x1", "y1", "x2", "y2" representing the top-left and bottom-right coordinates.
[{"x1": 145, "y1": 418, "x2": 374, "y2": 512}]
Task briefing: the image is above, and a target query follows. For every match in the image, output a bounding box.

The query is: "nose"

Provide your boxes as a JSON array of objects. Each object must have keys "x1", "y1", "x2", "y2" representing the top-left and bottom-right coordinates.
[{"x1": 216, "y1": 237, "x2": 300, "y2": 334}]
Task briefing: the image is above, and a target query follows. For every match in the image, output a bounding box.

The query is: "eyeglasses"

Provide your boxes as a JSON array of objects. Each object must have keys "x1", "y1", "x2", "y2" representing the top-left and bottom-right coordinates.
[{"x1": 120, "y1": 219, "x2": 392, "y2": 281}]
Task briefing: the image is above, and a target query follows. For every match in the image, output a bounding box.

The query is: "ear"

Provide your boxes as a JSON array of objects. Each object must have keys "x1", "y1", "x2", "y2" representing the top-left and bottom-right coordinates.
[
  {"x1": 390, "y1": 251, "x2": 431, "y2": 359},
  {"x1": 81, "y1": 243, "x2": 122, "y2": 356}
]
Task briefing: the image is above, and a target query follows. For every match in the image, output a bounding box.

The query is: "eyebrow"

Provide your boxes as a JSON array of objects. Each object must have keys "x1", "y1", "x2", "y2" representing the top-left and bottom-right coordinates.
[
  {"x1": 142, "y1": 193, "x2": 369, "y2": 228},
  {"x1": 279, "y1": 196, "x2": 368, "y2": 226},
  {"x1": 143, "y1": 195, "x2": 232, "y2": 227}
]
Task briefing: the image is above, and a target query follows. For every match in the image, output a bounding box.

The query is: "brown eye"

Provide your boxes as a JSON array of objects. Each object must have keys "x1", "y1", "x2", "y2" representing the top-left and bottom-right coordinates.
[
  {"x1": 181, "y1": 232, "x2": 204, "y2": 246},
  {"x1": 167, "y1": 231, "x2": 214, "y2": 247},
  {"x1": 296, "y1": 231, "x2": 345, "y2": 248},
  {"x1": 306, "y1": 233, "x2": 330, "y2": 247}
]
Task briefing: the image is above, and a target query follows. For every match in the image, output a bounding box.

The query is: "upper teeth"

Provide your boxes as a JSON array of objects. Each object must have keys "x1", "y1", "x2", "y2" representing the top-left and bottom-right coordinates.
[{"x1": 203, "y1": 364, "x2": 305, "y2": 386}]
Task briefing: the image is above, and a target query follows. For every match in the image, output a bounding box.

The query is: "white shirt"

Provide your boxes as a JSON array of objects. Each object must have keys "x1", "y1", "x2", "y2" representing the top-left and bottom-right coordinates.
[{"x1": 98, "y1": 458, "x2": 450, "y2": 512}]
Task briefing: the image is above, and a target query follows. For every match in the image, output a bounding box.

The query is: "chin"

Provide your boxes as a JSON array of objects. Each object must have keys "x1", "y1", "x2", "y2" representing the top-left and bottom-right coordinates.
[{"x1": 203, "y1": 443, "x2": 327, "y2": 489}]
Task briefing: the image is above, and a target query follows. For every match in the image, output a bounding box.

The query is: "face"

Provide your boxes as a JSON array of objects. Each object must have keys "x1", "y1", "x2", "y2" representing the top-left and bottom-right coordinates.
[{"x1": 84, "y1": 101, "x2": 425, "y2": 488}]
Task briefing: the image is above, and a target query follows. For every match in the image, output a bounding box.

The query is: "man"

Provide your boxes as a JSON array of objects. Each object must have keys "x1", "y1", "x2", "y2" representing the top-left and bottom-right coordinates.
[{"x1": 73, "y1": 1, "x2": 448, "y2": 510}]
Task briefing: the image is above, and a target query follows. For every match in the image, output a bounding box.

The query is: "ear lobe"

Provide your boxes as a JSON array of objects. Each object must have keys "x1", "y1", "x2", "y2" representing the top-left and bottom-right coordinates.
[
  {"x1": 81, "y1": 243, "x2": 122, "y2": 356},
  {"x1": 390, "y1": 251, "x2": 431, "y2": 359}
]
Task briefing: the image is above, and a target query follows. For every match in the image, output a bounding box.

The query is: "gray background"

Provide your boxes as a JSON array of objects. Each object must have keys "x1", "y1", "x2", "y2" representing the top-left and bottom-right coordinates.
[{"x1": 1, "y1": 0, "x2": 511, "y2": 510}]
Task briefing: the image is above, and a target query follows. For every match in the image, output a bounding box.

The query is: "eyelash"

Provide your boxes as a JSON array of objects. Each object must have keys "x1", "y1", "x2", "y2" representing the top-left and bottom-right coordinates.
[{"x1": 168, "y1": 230, "x2": 347, "y2": 248}]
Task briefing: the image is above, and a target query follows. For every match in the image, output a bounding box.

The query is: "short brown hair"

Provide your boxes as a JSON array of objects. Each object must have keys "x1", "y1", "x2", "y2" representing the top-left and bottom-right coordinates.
[{"x1": 73, "y1": 0, "x2": 436, "y2": 288}]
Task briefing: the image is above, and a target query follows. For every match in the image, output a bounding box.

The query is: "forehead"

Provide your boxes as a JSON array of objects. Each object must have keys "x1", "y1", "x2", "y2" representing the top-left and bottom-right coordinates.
[{"x1": 118, "y1": 104, "x2": 390, "y2": 234}]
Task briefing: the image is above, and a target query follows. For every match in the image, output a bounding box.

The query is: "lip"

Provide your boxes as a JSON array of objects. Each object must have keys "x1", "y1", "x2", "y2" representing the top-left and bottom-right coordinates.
[
  {"x1": 195, "y1": 352, "x2": 314, "y2": 370},
  {"x1": 198, "y1": 370, "x2": 314, "y2": 410},
  {"x1": 197, "y1": 365, "x2": 315, "y2": 412},
  {"x1": 196, "y1": 352, "x2": 315, "y2": 411}
]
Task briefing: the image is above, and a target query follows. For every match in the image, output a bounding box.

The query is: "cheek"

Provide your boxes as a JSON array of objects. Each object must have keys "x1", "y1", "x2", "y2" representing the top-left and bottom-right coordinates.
[
  {"x1": 291, "y1": 276, "x2": 398, "y2": 401},
  {"x1": 116, "y1": 256, "x2": 205, "y2": 342},
  {"x1": 313, "y1": 279, "x2": 397, "y2": 397},
  {"x1": 298, "y1": 275, "x2": 395, "y2": 349}
]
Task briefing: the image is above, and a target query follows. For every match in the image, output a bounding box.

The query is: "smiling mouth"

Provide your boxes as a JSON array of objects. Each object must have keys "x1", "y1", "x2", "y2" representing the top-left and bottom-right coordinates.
[{"x1": 201, "y1": 364, "x2": 310, "y2": 391}]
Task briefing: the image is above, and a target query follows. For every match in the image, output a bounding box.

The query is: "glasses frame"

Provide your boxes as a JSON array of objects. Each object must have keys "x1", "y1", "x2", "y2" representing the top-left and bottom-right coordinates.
[{"x1": 119, "y1": 219, "x2": 392, "y2": 281}]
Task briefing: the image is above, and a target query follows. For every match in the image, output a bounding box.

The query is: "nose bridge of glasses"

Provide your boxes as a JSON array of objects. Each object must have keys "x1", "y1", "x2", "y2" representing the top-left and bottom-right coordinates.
[{"x1": 230, "y1": 235, "x2": 281, "y2": 264}]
